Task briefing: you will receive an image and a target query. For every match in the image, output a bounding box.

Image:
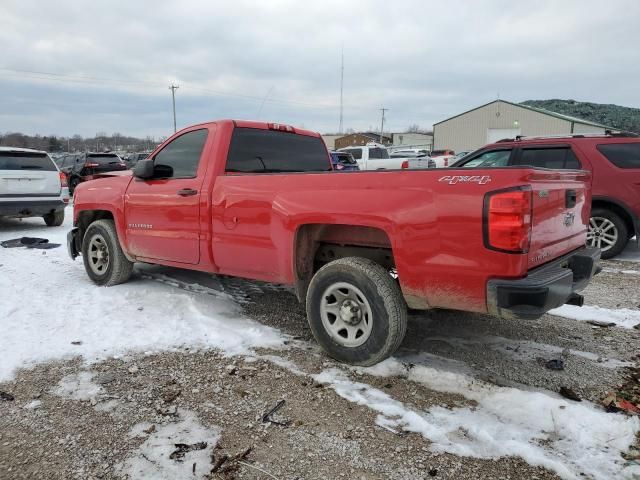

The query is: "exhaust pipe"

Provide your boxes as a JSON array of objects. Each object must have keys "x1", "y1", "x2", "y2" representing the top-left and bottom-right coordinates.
[{"x1": 566, "y1": 293, "x2": 584, "y2": 307}]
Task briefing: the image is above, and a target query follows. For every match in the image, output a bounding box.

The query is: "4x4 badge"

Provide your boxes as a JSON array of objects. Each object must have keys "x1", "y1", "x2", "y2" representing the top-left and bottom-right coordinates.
[{"x1": 438, "y1": 175, "x2": 491, "y2": 185}]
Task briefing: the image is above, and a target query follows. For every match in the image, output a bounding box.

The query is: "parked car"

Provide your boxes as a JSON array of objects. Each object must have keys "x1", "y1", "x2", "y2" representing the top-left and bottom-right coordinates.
[
  {"x1": 58, "y1": 152, "x2": 127, "y2": 194},
  {"x1": 452, "y1": 132, "x2": 640, "y2": 259},
  {"x1": 451, "y1": 151, "x2": 472, "y2": 163},
  {"x1": 69, "y1": 120, "x2": 599, "y2": 366},
  {"x1": 402, "y1": 156, "x2": 437, "y2": 169},
  {"x1": 329, "y1": 151, "x2": 359, "y2": 171},
  {"x1": 126, "y1": 152, "x2": 151, "y2": 168},
  {"x1": 429, "y1": 149, "x2": 456, "y2": 168},
  {"x1": 338, "y1": 143, "x2": 407, "y2": 170},
  {"x1": 0, "y1": 146, "x2": 69, "y2": 226},
  {"x1": 390, "y1": 148, "x2": 429, "y2": 158}
]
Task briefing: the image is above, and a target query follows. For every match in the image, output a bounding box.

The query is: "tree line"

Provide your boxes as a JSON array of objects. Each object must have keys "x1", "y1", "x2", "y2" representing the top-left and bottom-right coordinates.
[{"x1": 0, "y1": 132, "x2": 164, "y2": 153}]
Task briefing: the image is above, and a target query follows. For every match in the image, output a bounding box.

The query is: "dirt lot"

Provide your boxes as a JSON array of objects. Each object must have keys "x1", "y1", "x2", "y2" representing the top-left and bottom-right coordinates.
[{"x1": 1, "y1": 214, "x2": 640, "y2": 479}]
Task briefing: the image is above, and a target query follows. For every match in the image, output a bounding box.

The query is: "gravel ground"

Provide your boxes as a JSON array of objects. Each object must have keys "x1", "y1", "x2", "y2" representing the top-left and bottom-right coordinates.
[{"x1": 1, "y1": 254, "x2": 639, "y2": 479}]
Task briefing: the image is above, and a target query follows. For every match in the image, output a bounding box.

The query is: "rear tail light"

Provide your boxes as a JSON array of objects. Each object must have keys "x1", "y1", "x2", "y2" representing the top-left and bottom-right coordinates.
[
  {"x1": 483, "y1": 187, "x2": 532, "y2": 253},
  {"x1": 401, "y1": 160, "x2": 409, "y2": 169},
  {"x1": 335, "y1": 164, "x2": 344, "y2": 170},
  {"x1": 59, "y1": 171, "x2": 67, "y2": 187}
]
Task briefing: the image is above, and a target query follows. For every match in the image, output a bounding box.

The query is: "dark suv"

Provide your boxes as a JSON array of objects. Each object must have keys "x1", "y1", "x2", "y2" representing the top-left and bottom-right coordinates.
[
  {"x1": 452, "y1": 133, "x2": 640, "y2": 259},
  {"x1": 58, "y1": 152, "x2": 127, "y2": 194}
]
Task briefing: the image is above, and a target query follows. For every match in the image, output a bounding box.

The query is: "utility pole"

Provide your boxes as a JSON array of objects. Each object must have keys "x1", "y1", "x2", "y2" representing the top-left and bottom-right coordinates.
[
  {"x1": 379, "y1": 108, "x2": 388, "y2": 144},
  {"x1": 339, "y1": 46, "x2": 344, "y2": 134},
  {"x1": 169, "y1": 84, "x2": 179, "y2": 133}
]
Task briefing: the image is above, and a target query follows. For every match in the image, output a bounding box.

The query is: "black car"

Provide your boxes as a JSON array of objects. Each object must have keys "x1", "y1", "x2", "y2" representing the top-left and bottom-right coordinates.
[{"x1": 58, "y1": 152, "x2": 127, "y2": 194}]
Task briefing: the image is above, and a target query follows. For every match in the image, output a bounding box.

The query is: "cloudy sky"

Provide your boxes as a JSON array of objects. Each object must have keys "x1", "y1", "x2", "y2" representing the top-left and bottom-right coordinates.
[{"x1": 1, "y1": 0, "x2": 638, "y2": 138}]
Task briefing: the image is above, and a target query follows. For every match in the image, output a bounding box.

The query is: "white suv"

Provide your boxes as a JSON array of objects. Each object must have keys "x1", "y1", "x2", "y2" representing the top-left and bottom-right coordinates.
[{"x1": 0, "y1": 147, "x2": 69, "y2": 226}]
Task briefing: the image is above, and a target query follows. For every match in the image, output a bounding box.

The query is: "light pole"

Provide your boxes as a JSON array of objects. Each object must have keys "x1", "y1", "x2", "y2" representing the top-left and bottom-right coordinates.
[
  {"x1": 380, "y1": 108, "x2": 388, "y2": 144},
  {"x1": 169, "y1": 84, "x2": 179, "y2": 133}
]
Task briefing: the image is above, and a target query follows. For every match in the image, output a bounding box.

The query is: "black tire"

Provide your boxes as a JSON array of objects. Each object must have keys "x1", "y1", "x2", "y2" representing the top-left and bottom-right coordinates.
[
  {"x1": 81, "y1": 219, "x2": 133, "y2": 286},
  {"x1": 43, "y1": 210, "x2": 64, "y2": 227},
  {"x1": 588, "y1": 208, "x2": 629, "y2": 260},
  {"x1": 306, "y1": 257, "x2": 407, "y2": 366},
  {"x1": 69, "y1": 176, "x2": 81, "y2": 195}
]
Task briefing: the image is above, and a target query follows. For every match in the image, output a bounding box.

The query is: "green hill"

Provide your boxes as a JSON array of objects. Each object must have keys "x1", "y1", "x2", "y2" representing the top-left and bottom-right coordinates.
[{"x1": 521, "y1": 99, "x2": 640, "y2": 133}]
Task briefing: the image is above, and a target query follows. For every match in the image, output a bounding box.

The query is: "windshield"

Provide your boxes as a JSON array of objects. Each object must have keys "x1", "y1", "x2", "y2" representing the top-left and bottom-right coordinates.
[{"x1": 0, "y1": 152, "x2": 56, "y2": 171}]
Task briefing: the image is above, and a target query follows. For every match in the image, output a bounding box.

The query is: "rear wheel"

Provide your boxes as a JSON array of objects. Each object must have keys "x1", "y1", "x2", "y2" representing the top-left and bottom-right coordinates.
[
  {"x1": 43, "y1": 210, "x2": 64, "y2": 227},
  {"x1": 81, "y1": 219, "x2": 133, "y2": 286},
  {"x1": 306, "y1": 257, "x2": 407, "y2": 366},
  {"x1": 587, "y1": 208, "x2": 628, "y2": 259}
]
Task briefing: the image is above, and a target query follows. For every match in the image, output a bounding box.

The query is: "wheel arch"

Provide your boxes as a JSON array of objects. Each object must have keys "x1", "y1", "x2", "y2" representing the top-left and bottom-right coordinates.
[
  {"x1": 74, "y1": 209, "x2": 134, "y2": 261},
  {"x1": 592, "y1": 196, "x2": 636, "y2": 237},
  {"x1": 293, "y1": 224, "x2": 395, "y2": 303}
]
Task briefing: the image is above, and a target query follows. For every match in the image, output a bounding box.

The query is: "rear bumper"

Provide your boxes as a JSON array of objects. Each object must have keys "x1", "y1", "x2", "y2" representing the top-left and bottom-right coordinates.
[
  {"x1": 0, "y1": 199, "x2": 65, "y2": 217},
  {"x1": 487, "y1": 247, "x2": 601, "y2": 320}
]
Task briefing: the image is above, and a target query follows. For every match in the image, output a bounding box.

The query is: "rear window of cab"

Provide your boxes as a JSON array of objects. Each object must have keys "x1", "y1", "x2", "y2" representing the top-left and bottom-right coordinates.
[
  {"x1": 597, "y1": 143, "x2": 640, "y2": 169},
  {"x1": 226, "y1": 128, "x2": 331, "y2": 173}
]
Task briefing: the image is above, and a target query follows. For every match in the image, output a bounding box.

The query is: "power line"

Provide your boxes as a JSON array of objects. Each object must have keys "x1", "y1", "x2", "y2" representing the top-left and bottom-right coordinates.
[{"x1": 0, "y1": 67, "x2": 340, "y2": 110}]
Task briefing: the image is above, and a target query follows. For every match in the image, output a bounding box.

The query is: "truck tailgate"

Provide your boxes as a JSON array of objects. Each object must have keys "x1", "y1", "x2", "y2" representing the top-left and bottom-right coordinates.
[{"x1": 527, "y1": 170, "x2": 591, "y2": 269}]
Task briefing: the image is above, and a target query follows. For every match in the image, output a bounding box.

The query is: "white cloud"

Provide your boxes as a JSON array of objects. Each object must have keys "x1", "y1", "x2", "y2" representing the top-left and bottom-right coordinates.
[{"x1": 0, "y1": 0, "x2": 638, "y2": 136}]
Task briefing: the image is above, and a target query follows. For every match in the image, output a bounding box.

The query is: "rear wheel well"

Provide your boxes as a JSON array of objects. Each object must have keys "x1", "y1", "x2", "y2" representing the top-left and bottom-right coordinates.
[
  {"x1": 294, "y1": 224, "x2": 394, "y2": 303},
  {"x1": 591, "y1": 200, "x2": 635, "y2": 236}
]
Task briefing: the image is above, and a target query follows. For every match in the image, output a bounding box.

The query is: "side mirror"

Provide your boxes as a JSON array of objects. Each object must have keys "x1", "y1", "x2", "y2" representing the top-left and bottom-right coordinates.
[{"x1": 133, "y1": 159, "x2": 154, "y2": 179}]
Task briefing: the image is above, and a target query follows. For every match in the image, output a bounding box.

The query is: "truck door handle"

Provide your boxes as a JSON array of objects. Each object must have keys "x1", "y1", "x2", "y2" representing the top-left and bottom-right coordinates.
[
  {"x1": 565, "y1": 189, "x2": 577, "y2": 208},
  {"x1": 177, "y1": 188, "x2": 198, "y2": 197}
]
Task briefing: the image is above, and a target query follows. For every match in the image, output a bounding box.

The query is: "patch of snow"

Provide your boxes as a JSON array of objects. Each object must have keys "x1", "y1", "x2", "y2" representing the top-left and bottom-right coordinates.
[
  {"x1": 0, "y1": 207, "x2": 288, "y2": 382},
  {"x1": 601, "y1": 267, "x2": 640, "y2": 275},
  {"x1": 121, "y1": 409, "x2": 220, "y2": 480},
  {"x1": 422, "y1": 335, "x2": 632, "y2": 369},
  {"x1": 23, "y1": 400, "x2": 42, "y2": 410},
  {"x1": 315, "y1": 361, "x2": 640, "y2": 480},
  {"x1": 53, "y1": 371, "x2": 103, "y2": 401},
  {"x1": 549, "y1": 305, "x2": 640, "y2": 329}
]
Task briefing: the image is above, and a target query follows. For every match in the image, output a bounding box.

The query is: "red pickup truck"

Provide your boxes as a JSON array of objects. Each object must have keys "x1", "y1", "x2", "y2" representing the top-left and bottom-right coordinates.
[{"x1": 68, "y1": 120, "x2": 600, "y2": 365}]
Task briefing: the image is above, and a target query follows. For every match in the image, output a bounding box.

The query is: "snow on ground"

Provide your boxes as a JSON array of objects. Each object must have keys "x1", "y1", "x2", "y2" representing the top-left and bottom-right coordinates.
[
  {"x1": 315, "y1": 360, "x2": 640, "y2": 480},
  {"x1": 2, "y1": 207, "x2": 640, "y2": 479},
  {"x1": 120, "y1": 410, "x2": 220, "y2": 480},
  {"x1": 549, "y1": 304, "x2": 640, "y2": 329},
  {"x1": 0, "y1": 207, "x2": 287, "y2": 382}
]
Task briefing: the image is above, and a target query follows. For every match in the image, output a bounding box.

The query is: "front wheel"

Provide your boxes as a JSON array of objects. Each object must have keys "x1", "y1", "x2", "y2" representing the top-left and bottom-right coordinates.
[
  {"x1": 81, "y1": 219, "x2": 133, "y2": 286},
  {"x1": 306, "y1": 257, "x2": 407, "y2": 366},
  {"x1": 587, "y1": 208, "x2": 628, "y2": 260}
]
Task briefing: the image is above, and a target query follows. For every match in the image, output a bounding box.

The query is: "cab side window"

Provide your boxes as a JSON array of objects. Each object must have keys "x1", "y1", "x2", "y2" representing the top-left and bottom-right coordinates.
[
  {"x1": 153, "y1": 129, "x2": 208, "y2": 178},
  {"x1": 461, "y1": 149, "x2": 511, "y2": 168},
  {"x1": 515, "y1": 147, "x2": 581, "y2": 169}
]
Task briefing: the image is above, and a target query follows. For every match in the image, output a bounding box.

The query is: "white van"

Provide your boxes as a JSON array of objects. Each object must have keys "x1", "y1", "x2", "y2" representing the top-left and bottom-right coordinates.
[{"x1": 0, "y1": 147, "x2": 69, "y2": 226}]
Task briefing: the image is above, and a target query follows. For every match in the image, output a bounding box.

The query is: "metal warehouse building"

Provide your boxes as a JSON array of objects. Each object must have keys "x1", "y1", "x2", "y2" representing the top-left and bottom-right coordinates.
[{"x1": 433, "y1": 99, "x2": 611, "y2": 153}]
